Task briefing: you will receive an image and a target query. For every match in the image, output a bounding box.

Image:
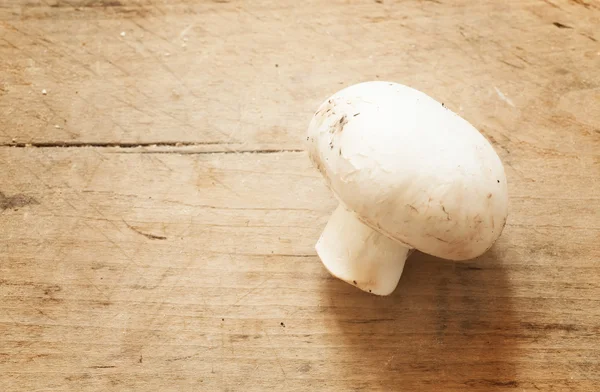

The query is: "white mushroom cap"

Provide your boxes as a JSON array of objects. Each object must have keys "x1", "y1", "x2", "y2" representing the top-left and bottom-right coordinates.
[{"x1": 307, "y1": 81, "x2": 508, "y2": 295}]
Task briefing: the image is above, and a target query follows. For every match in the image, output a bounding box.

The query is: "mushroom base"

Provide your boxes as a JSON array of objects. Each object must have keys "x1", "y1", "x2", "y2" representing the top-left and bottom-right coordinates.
[{"x1": 316, "y1": 204, "x2": 412, "y2": 296}]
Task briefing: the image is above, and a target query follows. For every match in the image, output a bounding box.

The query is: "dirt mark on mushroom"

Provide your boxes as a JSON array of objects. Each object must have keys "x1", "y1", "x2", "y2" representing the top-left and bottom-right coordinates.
[
  {"x1": 407, "y1": 204, "x2": 419, "y2": 213},
  {"x1": 330, "y1": 114, "x2": 348, "y2": 134},
  {"x1": 429, "y1": 234, "x2": 450, "y2": 244},
  {"x1": 441, "y1": 204, "x2": 450, "y2": 220}
]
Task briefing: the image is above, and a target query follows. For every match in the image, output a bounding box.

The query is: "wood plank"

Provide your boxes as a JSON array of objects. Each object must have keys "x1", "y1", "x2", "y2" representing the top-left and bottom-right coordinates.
[
  {"x1": 1, "y1": 147, "x2": 599, "y2": 391},
  {"x1": 1, "y1": 0, "x2": 599, "y2": 390},
  {"x1": 1, "y1": 0, "x2": 598, "y2": 151}
]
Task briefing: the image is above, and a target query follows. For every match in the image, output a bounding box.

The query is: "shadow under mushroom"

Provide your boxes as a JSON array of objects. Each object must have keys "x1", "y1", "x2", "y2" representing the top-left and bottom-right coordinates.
[{"x1": 321, "y1": 247, "x2": 517, "y2": 391}]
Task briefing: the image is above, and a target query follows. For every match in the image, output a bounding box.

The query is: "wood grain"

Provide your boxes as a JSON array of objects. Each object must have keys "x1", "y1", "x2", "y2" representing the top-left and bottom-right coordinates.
[
  {"x1": 1, "y1": 0, "x2": 599, "y2": 151},
  {"x1": 1, "y1": 0, "x2": 599, "y2": 391},
  {"x1": 1, "y1": 148, "x2": 599, "y2": 391}
]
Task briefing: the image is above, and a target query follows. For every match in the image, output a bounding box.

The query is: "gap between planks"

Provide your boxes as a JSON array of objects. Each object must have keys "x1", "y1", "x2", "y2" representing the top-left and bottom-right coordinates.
[{"x1": 0, "y1": 142, "x2": 305, "y2": 155}]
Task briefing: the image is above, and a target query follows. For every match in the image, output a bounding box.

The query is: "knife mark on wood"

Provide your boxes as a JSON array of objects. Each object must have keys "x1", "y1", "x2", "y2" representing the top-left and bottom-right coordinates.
[{"x1": 123, "y1": 220, "x2": 167, "y2": 240}]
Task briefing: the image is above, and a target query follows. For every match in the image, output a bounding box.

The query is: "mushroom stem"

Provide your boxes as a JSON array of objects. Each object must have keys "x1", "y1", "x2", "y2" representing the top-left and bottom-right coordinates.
[{"x1": 316, "y1": 204, "x2": 412, "y2": 296}]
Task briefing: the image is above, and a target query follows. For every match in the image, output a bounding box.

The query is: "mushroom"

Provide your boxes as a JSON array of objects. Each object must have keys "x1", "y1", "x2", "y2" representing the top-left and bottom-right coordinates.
[{"x1": 306, "y1": 81, "x2": 508, "y2": 295}]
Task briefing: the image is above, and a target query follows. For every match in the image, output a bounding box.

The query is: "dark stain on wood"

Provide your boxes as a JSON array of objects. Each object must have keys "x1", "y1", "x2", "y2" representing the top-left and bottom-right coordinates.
[
  {"x1": 230, "y1": 334, "x2": 251, "y2": 342},
  {"x1": 0, "y1": 191, "x2": 39, "y2": 211},
  {"x1": 65, "y1": 374, "x2": 92, "y2": 382},
  {"x1": 53, "y1": 0, "x2": 123, "y2": 7},
  {"x1": 298, "y1": 363, "x2": 311, "y2": 372},
  {"x1": 552, "y1": 22, "x2": 572, "y2": 29},
  {"x1": 344, "y1": 318, "x2": 394, "y2": 324},
  {"x1": 435, "y1": 277, "x2": 449, "y2": 338},
  {"x1": 466, "y1": 266, "x2": 483, "y2": 270},
  {"x1": 466, "y1": 379, "x2": 519, "y2": 388},
  {"x1": 100, "y1": 0, "x2": 123, "y2": 6},
  {"x1": 43, "y1": 285, "x2": 61, "y2": 296},
  {"x1": 521, "y1": 322, "x2": 579, "y2": 332}
]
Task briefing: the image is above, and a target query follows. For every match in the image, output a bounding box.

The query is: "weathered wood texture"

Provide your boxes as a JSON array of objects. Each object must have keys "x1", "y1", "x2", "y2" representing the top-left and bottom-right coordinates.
[
  {"x1": 1, "y1": 0, "x2": 599, "y2": 151},
  {"x1": 1, "y1": 0, "x2": 599, "y2": 391}
]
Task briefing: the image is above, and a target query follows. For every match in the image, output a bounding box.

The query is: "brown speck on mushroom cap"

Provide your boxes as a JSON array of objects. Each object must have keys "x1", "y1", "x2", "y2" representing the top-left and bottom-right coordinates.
[{"x1": 329, "y1": 114, "x2": 348, "y2": 134}]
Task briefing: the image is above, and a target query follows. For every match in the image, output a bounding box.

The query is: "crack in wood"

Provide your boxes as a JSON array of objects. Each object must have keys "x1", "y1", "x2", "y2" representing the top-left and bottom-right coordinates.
[
  {"x1": 129, "y1": 149, "x2": 306, "y2": 155},
  {"x1": 1, "y1": 141, "x2": 234, "y2": 148},
  {"x1": 1, "y1": 142, "x2": 304, "y2": 155}
]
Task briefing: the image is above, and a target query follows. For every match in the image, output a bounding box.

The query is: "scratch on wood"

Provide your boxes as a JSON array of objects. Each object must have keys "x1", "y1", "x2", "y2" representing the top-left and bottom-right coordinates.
[
  {"x1": 166, "y1": 354, "x2": 198, "y2": 362},
  {"x1": 568, "y1": 0, "x2": 593, "y2": 9},
  {"x1": 580, "y1": 33, "x2": 597, "y2": 42},
  {"x1": 123, "y1": 220, "x2": 167, "y2": 240},
  {"x1": 499, "y1": 59, "x2": 525, "y2": 70},
  {"x1": 264, "y1": 329, "x2": 287, "y2": 379},
  {"x1": 36, "y1": 309, "x2": 56, "y2": 321},
  {"x1": 206, "y1": 171, "x2": 241, "y2": 197},
  {"x1": 232, "y1": 278, "x2": 270, "y2": 306}
]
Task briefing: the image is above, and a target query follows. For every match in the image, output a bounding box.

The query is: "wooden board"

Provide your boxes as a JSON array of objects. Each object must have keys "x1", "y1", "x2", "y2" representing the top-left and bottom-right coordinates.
[
  {"x1": 1, "y1": 0, "x2": 599, "y2": 151},
  {"x1": 1, "y1": 0, "x2": 600, "y2": 391},
  {"x1": 1, "y1": 148, "x2": 599, "y2": 391}
]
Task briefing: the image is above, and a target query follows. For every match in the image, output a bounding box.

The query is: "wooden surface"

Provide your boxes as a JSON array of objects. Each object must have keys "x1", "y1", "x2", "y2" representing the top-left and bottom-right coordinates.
[{"x1": 1, "y1": 0, "x2": 599, "y2": 391}]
